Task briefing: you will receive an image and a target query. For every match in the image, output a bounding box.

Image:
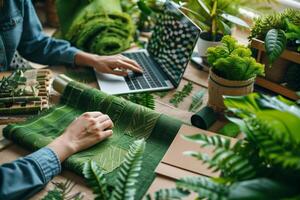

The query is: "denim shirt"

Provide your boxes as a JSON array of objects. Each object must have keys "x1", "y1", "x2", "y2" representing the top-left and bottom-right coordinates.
[
  {"x1": 0, "y1": 147, "x2": 61, "y2": 200},
  {"x1": 0, "y1": 0, "x2": 79, "y2": 71}
]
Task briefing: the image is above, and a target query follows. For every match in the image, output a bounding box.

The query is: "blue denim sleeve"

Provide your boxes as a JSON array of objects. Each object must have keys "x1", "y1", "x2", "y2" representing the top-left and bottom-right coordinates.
[
  {"x1": 17, "y1": 0, "x2": 80, "y2": 66},
  {"x1": 0, "y1": 147, "x2": 61, "y2": 200}
]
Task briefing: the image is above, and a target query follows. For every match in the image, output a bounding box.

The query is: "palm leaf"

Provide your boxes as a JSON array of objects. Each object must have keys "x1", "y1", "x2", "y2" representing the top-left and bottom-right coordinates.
[
  {"x1": 265, "y1": 29, "x2": 287, "y2": 64},
  {"x1": 110, "y1": 139, "x2": 146, "y2": 200},
  {"x1": 83, "y1": 160, "x2": 110, "y2": 200}
]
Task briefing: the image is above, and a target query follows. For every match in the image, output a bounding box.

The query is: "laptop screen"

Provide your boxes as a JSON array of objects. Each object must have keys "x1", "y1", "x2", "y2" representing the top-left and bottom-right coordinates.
[{"x1": 147, "y1": 1, "x2": 200, "y2": 87}]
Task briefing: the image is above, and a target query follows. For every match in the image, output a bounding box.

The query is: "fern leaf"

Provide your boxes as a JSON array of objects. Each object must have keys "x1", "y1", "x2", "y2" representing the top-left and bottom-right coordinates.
[
  {"x1": 83, "y1": 160, "x2": 110, "y2": 200},
  {"x1": 110, "y1": 139, "x2": 146, "y2": 200},
  {"x1": 146, "y1": 188, "x2": 190, "y2": 200},
  {"x1": 121, "y1": 93, "x2": 155, "y2": 110},
  {"x1": 169, "y1": 82, "x2": 193, "y2": 107},
  {"x1": 265, "y1": 29, "x2": 287, "y2": 64},
  {"x1": 189, "y1": 90, "x2": 205, "y2": 112},
  {"x1": 176, "y1": 176, "x2": 228, "y2": 200},
  {"x1": 182, "y1": 134, "x2": 231, "y2": 149}
]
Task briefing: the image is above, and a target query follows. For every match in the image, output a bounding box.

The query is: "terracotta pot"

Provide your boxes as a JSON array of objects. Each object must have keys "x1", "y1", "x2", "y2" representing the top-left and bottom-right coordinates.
[
  {"x1": 197, "y1": 32, "x2": 222, "y2": 57},
  {"x1": 208, "y1": 70, "x2": 255, "y2": 112}
]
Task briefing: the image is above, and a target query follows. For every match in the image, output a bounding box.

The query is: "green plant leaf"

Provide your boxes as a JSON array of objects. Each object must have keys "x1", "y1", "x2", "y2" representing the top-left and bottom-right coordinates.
[
  {"x1": 265, "y1": 29, "x2": 287, "y2": 64},
  {"x1": 182, "y1": 134, "x2": 231, "y2": 149},
  {"x1": 83, "y1": 160, "x2": 110, "y2": 200},
  {"x1": 220, "y1": 13, "x2": 249, "y2": 28},
  {"x1": 218, "y1": 122, "x2": 240, "y2": 138},
  {"x1": 137, "y1": 0, "x2": 152, "y2": 16},
  {"x1": 196, "y1": 0, "x2": 210, "y2": 16},
  {"x1": 176, "y1": 176, "x2": 228, "y2": 200},
  {"x1": 146, "y1": 188, "x2": 190, "y2": 200},
  {"x1": 189, "y1": 90, "x2": 205, "y2": 112},
  {"x1": 110, "y1": 139, "x2": 146, "y2": 200}
]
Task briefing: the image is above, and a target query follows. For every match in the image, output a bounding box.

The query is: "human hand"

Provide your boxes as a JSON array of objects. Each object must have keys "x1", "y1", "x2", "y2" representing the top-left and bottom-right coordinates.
[
  {"x1": 47, "y1": 112, "x2": 113, "y2": 162},
  {"x1": 75, "y1": 52, "x2": 143, "y2": 76}
]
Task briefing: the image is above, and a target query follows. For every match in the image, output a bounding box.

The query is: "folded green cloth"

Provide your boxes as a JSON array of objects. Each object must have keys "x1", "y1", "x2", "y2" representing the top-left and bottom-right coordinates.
[
  {"x1": 56, "y1": 0, "x2": 135, "y2": 55},
  {"x1": 4, "y1": 81, "x2": 182, "y2": 199}
]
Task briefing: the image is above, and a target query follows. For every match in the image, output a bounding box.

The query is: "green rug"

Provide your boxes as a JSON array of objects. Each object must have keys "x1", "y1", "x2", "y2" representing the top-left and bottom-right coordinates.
[
  {"x1": 56, "y1": 0, "x2": 135, "y2": 55},
  {"x1": 3, "y1": 81, "x2": 182, "y2": 199}
]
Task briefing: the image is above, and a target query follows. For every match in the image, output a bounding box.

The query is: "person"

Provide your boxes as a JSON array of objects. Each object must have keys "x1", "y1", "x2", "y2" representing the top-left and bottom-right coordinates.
[
  {"x1": 0, "y1": 0, "x2": 142, "y2": 199},
  {"x1": 0, "y1": 112, "x2": 114, "y2": 199}
]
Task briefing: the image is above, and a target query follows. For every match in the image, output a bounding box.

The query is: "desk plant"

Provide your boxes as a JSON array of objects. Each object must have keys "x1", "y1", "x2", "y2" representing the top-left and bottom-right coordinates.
[
  {"x1": 181, "y1": 0, "x2": 249, "y2": 56},
  {"x1": 206, "y1": 35, "x2": 264, "y2": 111},
  {"x1": 147, "y1": 93, "x2": 300, "y2": 200},
  {"x1": 249, "y1": 9, "x2": 300, "y2": 83}
]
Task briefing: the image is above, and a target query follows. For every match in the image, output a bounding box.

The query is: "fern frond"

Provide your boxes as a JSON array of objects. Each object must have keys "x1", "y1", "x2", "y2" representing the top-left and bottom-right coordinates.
[
  {"x1": 146, "y1": 188, "x2": 190, "y2": 200},
  {"x1": 169, "y1": 82, "x2": 193, "y2": 107},
  {"x1": 110, "y1": 139, "x2": 146, "y2": 200},
  {"x1": 182, "y1": 134, "x2": 231, "y2": 149},
  {"x1": 189, "y1": 90, "x2": 205, "y2": 112},
  {"x1": 176, "y1": 176, "x2": 228, "y2": 200},
  {"x1": 245, "y1": 118, "x2": 300, "y2": 170},
  {"x1": 83, "y1": 160, "x2": 110, "y2": 200},
  {"x1": 121, "y1": 93, "x2": 155, "y2": 110}
]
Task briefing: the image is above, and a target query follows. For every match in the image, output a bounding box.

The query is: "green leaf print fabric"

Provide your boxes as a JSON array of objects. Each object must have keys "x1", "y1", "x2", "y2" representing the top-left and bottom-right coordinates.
[
  {"x1": 56, "y1": 0, "x2": 135, "y2": 55},
  {"x1": 3, "y1": 81, "x2": 182, "y2": 199}
]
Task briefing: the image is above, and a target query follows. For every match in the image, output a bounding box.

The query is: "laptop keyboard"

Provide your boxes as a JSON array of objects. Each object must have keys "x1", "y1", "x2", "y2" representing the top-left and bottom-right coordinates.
[{"x1": 123, "y1": 52, "x2": 167, "y2": 90}]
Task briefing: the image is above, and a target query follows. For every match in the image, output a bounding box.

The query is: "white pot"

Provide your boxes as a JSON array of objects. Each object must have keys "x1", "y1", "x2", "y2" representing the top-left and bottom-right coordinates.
[{"x1": 197, "y1": 32, "x2": 222, "y2": 57}]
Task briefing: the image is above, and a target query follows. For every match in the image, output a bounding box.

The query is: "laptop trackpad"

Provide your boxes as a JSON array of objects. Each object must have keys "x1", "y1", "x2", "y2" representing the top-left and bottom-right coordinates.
[{"x1": 95, "y1": 72, "x2": 129, "y2": 94}]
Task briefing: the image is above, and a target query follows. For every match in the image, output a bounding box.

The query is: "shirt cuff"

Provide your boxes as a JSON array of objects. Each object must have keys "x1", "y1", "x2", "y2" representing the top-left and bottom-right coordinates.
[
  {"x1": 25, "y1": 147, "x2": 62, "y2": 183},
  {"x1": 62, "y1": 47, "x2": 80, "y2": 66}
]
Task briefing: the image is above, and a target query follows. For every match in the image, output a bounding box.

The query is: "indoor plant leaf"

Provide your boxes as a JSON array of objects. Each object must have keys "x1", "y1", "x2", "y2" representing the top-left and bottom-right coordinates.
[
  {"x1": 220, "y1": 13, "x2": 249, "y2": 28},
  {"x1": 189, "y1": 90, "x2": 205, "y2": 112},
  {"x1": 265, "y1": 29, "x2": 287, "y2": 64}
]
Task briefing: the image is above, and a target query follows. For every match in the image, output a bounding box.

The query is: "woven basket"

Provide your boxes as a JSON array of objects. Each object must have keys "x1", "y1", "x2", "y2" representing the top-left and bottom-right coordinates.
[
  {"x1": 46, "y1": 0, "x2": 59, "y2": 28},
  {"x1": 208, "y1": 69, "x2": 255, "y2": 112}
]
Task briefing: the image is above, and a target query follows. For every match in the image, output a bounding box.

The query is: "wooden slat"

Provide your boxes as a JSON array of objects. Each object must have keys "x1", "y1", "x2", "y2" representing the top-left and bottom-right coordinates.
[
  {"x1": 256, "y1": 77, "x2": 299, "y2": 100},
  {"x1": 251, "y1": 38, "x2": 300, "y2": 64}
]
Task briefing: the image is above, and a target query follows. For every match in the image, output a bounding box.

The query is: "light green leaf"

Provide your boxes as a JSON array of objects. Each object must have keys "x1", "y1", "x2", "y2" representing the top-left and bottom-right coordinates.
[{"x1": 220, "y1": 13, "x2": 249, "y2": 28}]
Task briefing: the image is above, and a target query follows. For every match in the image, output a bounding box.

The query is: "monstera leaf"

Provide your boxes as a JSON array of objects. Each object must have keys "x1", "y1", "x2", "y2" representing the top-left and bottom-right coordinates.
[{"x1": 265, "y1": 29, "x2": 287, "y2": 64}]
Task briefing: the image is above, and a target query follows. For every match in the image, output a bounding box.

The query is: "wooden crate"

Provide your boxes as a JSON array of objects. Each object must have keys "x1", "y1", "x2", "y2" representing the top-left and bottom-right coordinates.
[
  {"x1": 250, "y1": 38, "x2": 300, "y2": 100},
  {"x1": 0, "y1": 69, "x2": 52, "y2": 116}
]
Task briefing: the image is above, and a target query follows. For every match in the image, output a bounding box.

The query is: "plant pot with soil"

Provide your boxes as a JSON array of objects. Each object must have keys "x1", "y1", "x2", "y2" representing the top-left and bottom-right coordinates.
[
  {"x1": 206, "y1": 36, "x2": 265, "y2": 112},
  {"x1": 180, "y1": 0, "x2": 249, "y2": 57}
]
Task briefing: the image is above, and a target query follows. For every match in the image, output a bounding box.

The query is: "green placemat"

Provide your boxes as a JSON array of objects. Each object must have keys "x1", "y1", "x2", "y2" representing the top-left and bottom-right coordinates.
[{"x1": 3, "y1": 81, "x2": 182, "y2": 199}]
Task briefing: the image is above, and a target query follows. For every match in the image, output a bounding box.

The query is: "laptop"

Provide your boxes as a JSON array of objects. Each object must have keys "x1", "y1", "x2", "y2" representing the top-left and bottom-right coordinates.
[{"x1": 96, "y1": 1, "x2": 200, "y2": 95}]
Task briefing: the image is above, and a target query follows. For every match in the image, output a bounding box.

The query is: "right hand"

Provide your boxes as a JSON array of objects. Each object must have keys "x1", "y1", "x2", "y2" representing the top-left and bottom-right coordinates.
[{"x1": 47, "y1": 112, "x2": 113, "y2": 162}]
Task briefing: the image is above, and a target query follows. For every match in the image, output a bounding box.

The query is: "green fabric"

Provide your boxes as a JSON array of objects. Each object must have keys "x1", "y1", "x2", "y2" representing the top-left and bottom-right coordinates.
[
  {"x1": 3, "y1": 81, "x2": 182, "y2": 199},
  {"x1": 56, "y1": 0, "x2": 135, "y2": 55}
]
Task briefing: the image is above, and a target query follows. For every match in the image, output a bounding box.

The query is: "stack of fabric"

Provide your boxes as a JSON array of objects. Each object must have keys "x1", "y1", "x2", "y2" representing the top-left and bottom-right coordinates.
[
  {"x1": 56, "y1": 0, "x2": 135, "y2": 55},
  {"x1": 4, "y1": 79, "x2": 182, "y2": 199}
]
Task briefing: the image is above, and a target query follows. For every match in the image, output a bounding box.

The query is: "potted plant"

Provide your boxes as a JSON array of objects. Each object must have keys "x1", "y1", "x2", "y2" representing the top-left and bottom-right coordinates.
[
  {"x1": 206, "y1": 35, "x2": 265, "y2": 111},
  {"x1": 249, "y1": 9, "x2": 300, "y2": 83},
  {"x1": 181, "y1": 0, "x2": 249, "y2": 57}
]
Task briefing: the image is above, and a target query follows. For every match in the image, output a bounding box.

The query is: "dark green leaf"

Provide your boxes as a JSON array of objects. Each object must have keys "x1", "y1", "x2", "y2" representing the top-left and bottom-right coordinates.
[{"x1": 265, "y1": 29, "x2": 287, "y2": 64}]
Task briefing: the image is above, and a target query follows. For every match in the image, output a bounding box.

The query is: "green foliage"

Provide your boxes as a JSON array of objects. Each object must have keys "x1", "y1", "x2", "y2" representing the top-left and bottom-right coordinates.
[
  {"x1": 121, "y1": 92, "x2": 155, "y2": 110},
  {"x1": 42, "y1": 180, "x2": 84, "y2": 200},
  {"x1": 265, "y1": 29, "x2": 287, "y2": 64},
  {"x1": 286, "y1": 64, "x2": 300, "y2": 91},
  {"x1": 150, "y1": 93, "x2": 300, "y2": 200},
  {"x1": 146, "y1": 188, "x2": 190, "y2": 200},
  {"x1": 207, "y1": 36, "x2": 265, "y2": 80},
  {"x1": 154, "y1": 91, "x2": 168, "y2": 99},
  {"x1": 111, "y1": 139, "x2": 145, "y2": 200},
  {"x1": 218, "y1": 122, "x2": 240, "y2": 137},
  {"x1": 181, "y1": 0, "x2": 249, "y2": 41},
  {"x1": 83, "y1": 161, "x2": 110, "y2": 200},
  {"x1": 189, "y1": 89, "x2": 206, "y2": 112},
  {"x1": 250, "y1": 9, "x2": 300, "y2": 40},
  {"x1": 285, "y1": 20, "x2": 300, "y2": 52},
  {"x1": 65, "y1": 68, "x2": 96, "y2": 83},
  {"x1": 169, "y1": 82, "x2": 193, "y2": 107},
  {"x1": 83, "y1": 139, "x2": 146, "y2": 200}
]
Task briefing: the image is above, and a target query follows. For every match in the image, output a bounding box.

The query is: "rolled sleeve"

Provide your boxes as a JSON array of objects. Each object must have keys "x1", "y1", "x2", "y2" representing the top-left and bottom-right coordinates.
[
  {"x1": 17, "y1": 0, "x2": 80, "y2": 66},
  {"x1": 0, "y1": 147, "x2": 62, "y2": 200},
  {"x1": 26, "y1": 147, "x2": 62, "y2": 183}
]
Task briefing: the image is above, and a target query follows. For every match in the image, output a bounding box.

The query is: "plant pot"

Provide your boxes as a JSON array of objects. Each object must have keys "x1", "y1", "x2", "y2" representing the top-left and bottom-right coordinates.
[
  {"x1": 208, "y1": 69, "x2": 255, "y2": 112},
  {"x1": 261, "y1": 53, "x2": 290, "y2": 83},
  {"x1": 197, "y1": 32, "x2": 222, "y2": 57}
]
